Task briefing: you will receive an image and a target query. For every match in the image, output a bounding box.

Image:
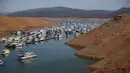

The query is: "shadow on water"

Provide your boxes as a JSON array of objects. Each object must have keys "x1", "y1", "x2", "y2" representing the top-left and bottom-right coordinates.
[{"x1": 19, "y1": 58, "x2": 37, "y2": 64}]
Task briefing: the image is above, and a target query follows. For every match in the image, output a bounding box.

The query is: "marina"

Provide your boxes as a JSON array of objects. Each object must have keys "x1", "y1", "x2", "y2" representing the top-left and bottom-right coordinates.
[
  {"x1": 0, "y1": 20, "x2": 102, "y2": 73},
  {"x1": 0, "y1": 0, "x2": 130, "y2": 72}
]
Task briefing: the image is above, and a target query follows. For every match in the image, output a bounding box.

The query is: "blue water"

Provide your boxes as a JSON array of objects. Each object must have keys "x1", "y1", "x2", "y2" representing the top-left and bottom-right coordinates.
[{"x1": 0, "y1": 36, "x2": 95, "y2": 73}]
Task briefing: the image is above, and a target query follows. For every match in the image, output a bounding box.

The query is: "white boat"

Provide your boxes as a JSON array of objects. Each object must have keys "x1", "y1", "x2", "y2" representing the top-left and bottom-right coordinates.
[
  {"x1": 18, "y1": 52, "x2": 37, "y2": 60},
  {"x1": 16, "y1": 42, "x2": 23, "y2": 47},
  {"x1": 17, "y1": 31, "x2": 22, "y2": 36},
  {"x1": 39, "y1": 37, "x2": 45, "y2": 41},
  {"x1": 59, "y1": 34, "x2": 62, "y2": 38},
  {"x1": 7, "y1": 37, "x2": 14, "y2": 43},
  {"x1": 1, "y1": 37, "x2": 7, "y2": 43},
  {"x1": 34, "y1": 38, "x2": 39, "y2": 42},
  {"x1": 11, "y1": 37, "x2": 21, "y2": 45},
  {"x1": 16, "y1": 46, "x2": 23, "y2": 49},
  {"x1": 0, "y1": 60, "x2": 4, "y2": 65},
  {"x1": 1, "y1": 49, "x2": 10, "y2": 55}
]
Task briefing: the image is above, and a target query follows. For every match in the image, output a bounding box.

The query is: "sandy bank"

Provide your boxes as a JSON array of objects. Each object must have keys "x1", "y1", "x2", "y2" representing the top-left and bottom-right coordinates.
[{"x1": 66, "y1": 14, "x2": 130, "y2": 73}]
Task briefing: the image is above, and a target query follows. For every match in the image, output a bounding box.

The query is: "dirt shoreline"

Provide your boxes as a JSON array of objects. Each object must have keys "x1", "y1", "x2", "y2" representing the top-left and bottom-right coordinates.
[
  {"x1": 65, "y1": 42, "x2": 86, "y2": 50},
  {"x1": 66, "y1": 14, "x2": 130, "y2": 73}
]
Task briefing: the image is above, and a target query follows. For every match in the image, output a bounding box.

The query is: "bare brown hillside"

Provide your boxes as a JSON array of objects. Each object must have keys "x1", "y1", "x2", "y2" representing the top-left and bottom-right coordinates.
[
  {"x1": 0, "y1": 16, "x2": 56, "y2": 37},
  {"x1": 66, "y1": 14, "x2": 130, "y2": 73}
]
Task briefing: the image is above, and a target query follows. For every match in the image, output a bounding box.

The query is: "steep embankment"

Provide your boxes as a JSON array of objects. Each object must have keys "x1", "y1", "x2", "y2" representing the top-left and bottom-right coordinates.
[
  {"x1": 0, "y1": 16, "x2": 56, "y2": 37},
  {"x1": 66, "y1": 14, "x2": 130, "y2": 73}
]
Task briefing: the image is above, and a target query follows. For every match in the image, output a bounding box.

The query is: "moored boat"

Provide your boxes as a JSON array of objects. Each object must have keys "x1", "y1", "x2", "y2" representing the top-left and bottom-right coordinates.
[
  {"x1": 1, "y1": 49, "x2": 10, "y2": 55},
  {"x1": 18, "y1": 52, "x2": 37, "y2": 60},
  {"x1": 0, "y1": 60, "x2": 4, "y2": 66}
]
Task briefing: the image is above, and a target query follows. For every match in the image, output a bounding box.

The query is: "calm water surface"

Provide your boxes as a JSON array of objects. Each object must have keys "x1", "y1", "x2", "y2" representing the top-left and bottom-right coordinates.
[{"x1": 0, "y1": 37, "x2": 96, "y2": 73}]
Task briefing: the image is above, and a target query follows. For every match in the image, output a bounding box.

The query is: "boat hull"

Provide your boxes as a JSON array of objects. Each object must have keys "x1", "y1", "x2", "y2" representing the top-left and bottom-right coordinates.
[{"x1": 18, "y1": 55, "x2": 37, "y2": 60}]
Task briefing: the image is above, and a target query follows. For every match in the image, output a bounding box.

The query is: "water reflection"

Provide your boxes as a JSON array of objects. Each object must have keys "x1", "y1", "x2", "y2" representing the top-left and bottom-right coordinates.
[{"x1": 19, "y1": 58, "x2": 37, "y2": 64}]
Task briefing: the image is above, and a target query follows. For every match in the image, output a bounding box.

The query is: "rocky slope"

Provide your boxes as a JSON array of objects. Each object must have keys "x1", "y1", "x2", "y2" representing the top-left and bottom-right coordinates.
[
  {"x1": 0, "y1": 16, "x2": 56, "y2": 37},
  {"x1": 66, "y1": 14, "x2": 130, "y2": 73}
]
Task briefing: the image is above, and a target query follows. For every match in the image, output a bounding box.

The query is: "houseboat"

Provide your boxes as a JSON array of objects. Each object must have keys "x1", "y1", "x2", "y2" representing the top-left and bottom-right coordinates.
[
  {"x1": 18, "y1": 52, "x2": 37, "y2": 60},
  {"x1": 1, "y1": 49, "x2": 10, "y2": 55}
]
